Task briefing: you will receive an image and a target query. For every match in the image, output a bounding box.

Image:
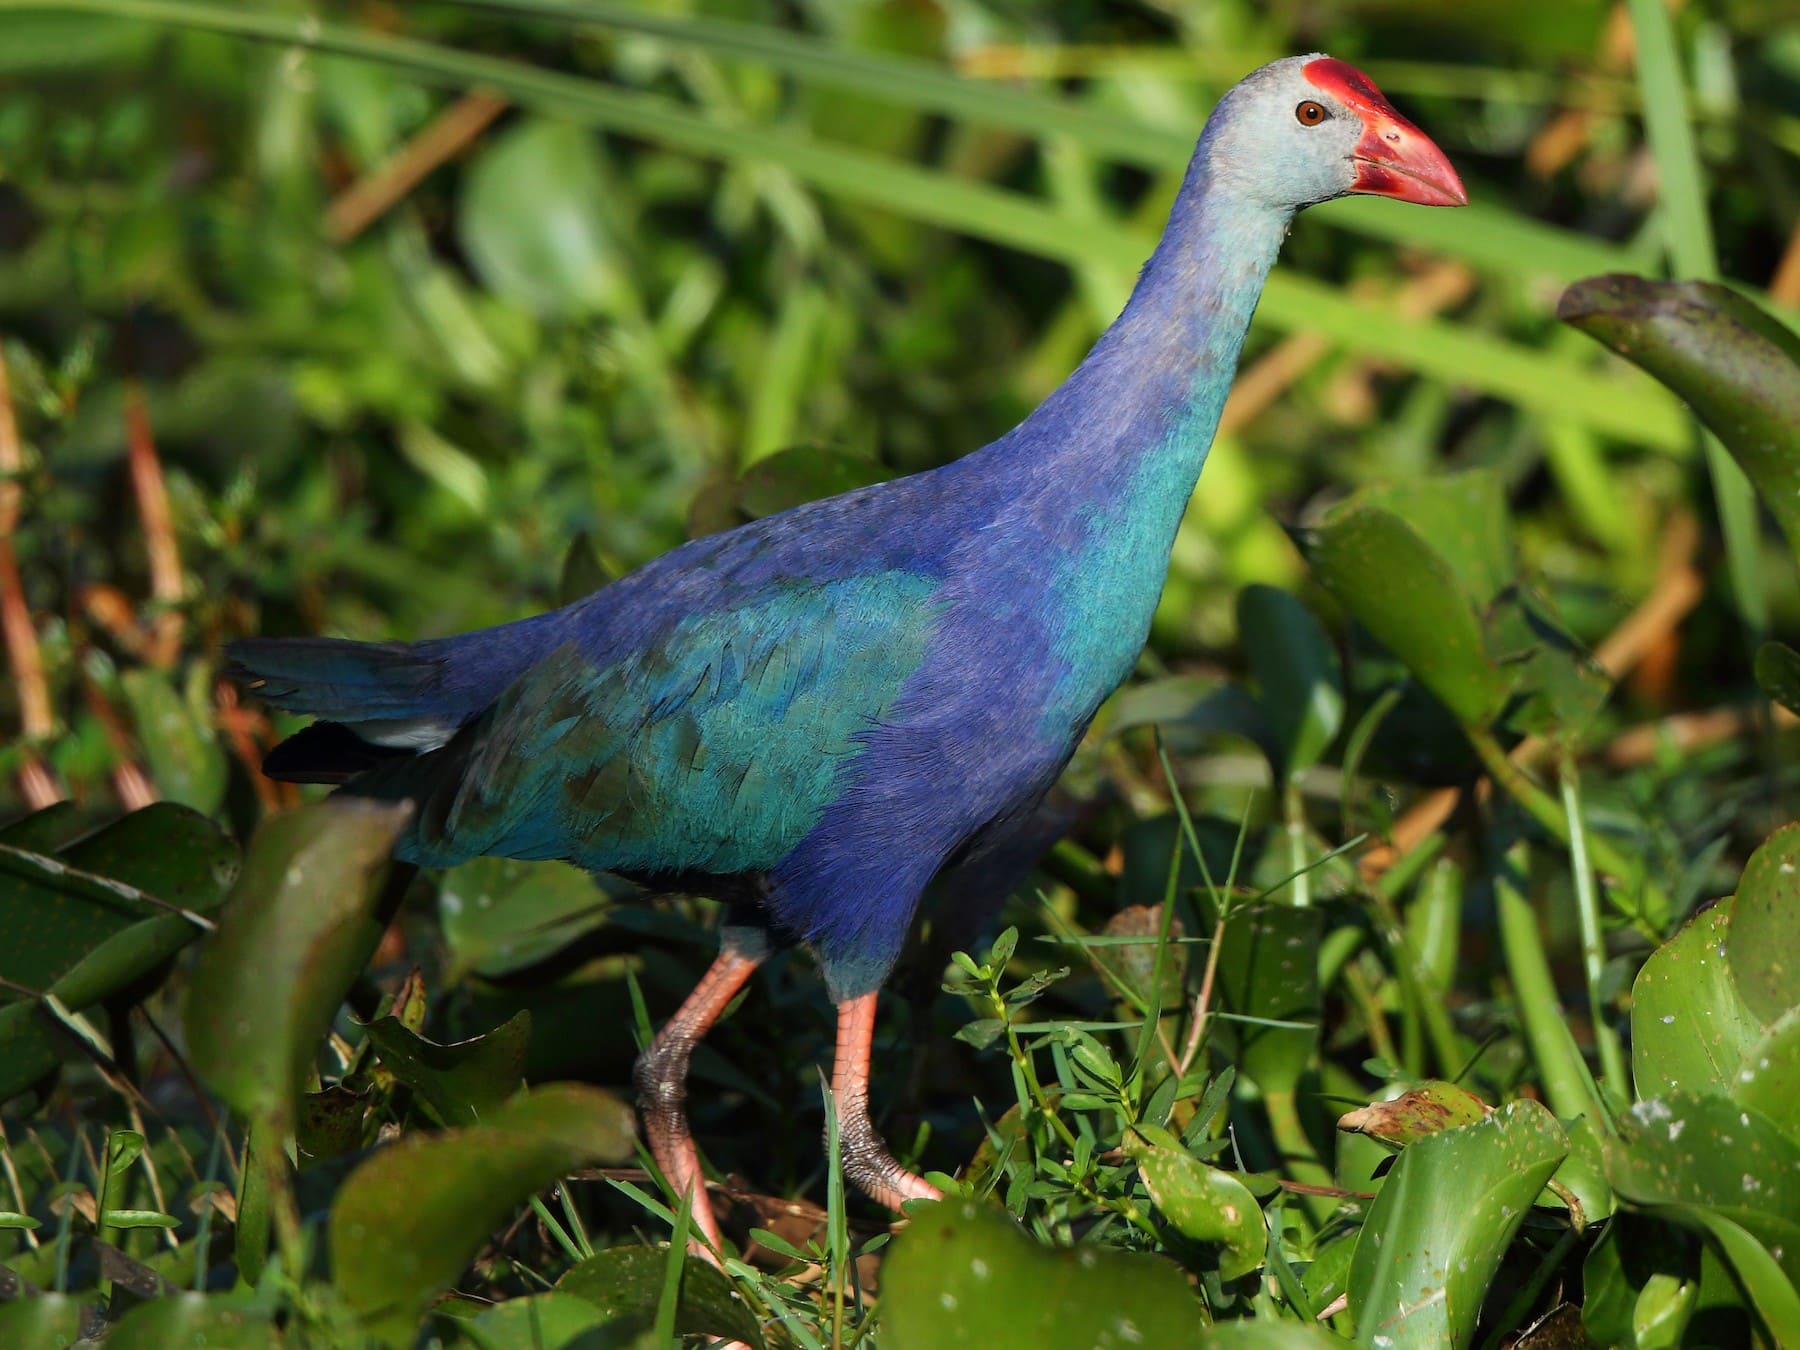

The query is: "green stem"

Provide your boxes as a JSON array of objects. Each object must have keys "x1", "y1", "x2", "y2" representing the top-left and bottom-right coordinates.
[
  {"x1": 1494, "y1": 844, "x2": 1608, "y2": 1126},
  {"x1": 1466, "y1": 726, "x2": 1666, "y2": 935},
  {"x1": 1624, "y1": 0, "x2": 1766, "y2": 637},
  {"x1": 1559, "y1": 760, "x2": 1629, "y2": 1102}
]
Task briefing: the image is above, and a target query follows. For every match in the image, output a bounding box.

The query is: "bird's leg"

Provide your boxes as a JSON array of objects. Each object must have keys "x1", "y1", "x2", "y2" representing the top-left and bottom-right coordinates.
[
  {"x1": 634, "y1": 947, "x2": 761, "y2": 1260},
  {"x1": 830, "y1": 992, "x2": 942, "y2": 1212}
]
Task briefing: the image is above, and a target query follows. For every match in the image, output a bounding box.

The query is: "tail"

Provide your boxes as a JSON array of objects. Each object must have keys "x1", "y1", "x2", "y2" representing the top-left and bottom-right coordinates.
[{"x1": 226, "y1": 636, "x2": 463, "y2": 784}]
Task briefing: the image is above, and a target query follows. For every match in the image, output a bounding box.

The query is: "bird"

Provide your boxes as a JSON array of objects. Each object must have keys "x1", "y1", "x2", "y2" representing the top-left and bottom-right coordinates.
[{"x1": 229, "y1": 54, "x2": 1465, "y2": 1254}]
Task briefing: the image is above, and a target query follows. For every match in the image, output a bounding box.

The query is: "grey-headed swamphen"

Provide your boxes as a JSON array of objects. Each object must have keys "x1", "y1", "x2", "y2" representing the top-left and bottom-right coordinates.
[{"x1": 229, "y1": 54, "x2": 1465, "y2": 1253}]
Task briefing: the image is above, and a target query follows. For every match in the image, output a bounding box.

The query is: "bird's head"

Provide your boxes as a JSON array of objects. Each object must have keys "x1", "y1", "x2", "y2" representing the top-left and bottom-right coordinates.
[{"x1": 1203, "y1": 55, "x2": 1467, "y2": 213}]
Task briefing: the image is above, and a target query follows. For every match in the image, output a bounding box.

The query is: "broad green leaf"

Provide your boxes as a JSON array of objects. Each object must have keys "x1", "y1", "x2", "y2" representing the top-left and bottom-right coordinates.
[
  {"x1": 439, "y1": 855, "x2": 612, "y2": 981},
  {"x1": 186, "y1": 799, "x2": 411, "y2": 1129},
  {"x1": 1733, "y1": 1009, "x2": 1800, "y2": 1144},
  {"x1": 299, "y1": 1084, "x2": 372, "y2": 1161},
  {"x1": 1215, "y1": 903, "x2": 1320, "y2": 1096},
  {"x1": 1755, "y1": 642, "x2": 1800, "y2": 717},
  {"x1": 0, "y1": 1292, "x2": 90, "y2": 1347},
  {"x1": 460, "y1": 118, "x2": 626, "y2": 319},
  {"x1": 330, "y1": 1082, "x2": 636, "y2": 1347},
  {"x1": 106, "y1": 1294, "x2": 283, "y2": 1348},
  {"x1": 1349, "y1": 1100, "x2": 1569, "y2": 1348},
  {"x1": 1359, "y1": 470, "x2": 1514, "y2": 607},
  {"x1": 880, "y1": 1198, "x2": 1204, "y2": 1348},
  {"x1": 361, "y1": 1011, "x2": 530, "y2": 1126},
  {"x1": 1654, "y1": 1206, "x2": 1800, "y2": 1347},
  {"x1": 689, "y1": 445, "x2": 893, "y2": 537},
  {"x1": 1337, "y1": 1081, "x2": 1490, "y2": 1147},
  {"x1": 557, "y1": 1245, "x2": 765, "y2": 1348},
  {"x1": 1607, "y1": 1093, "x2": 1800, "y2": 1300},
  {"x1": 1299, "y1": 503, "x2": 1511, "y2": 727},
  {"x1": 1630, "y1": 903, "x2": 1762, "y2": 1100},
  {"x1": 0, "y1": 804, "x2": 237, "y2": 1101},
  {"x1": 1125, "y1": 1122, "x2": 1262, "y2": 1280},
  {"x1": 119, "y1": 666, "x2": 227, "y2": 815},
  {"x1": 442, "y1": 1291, "x2": 609, "y2": 1348},
  {"x1": 1726, "y1": 824, "x2": 1800, "y2": 1024},
  {"x1": 1238, "y1": 585, "x2": 1343, "y2": 779},
  {"x1": 1558, "y1": 276, "x2": 1800, "y2": 561},
  {"x1": 0, "y1": 803, "x2": 84, "y2": 852},
  {"x1": 1549, "y1": 1115, "x2": 1616, "y2": 1228}
]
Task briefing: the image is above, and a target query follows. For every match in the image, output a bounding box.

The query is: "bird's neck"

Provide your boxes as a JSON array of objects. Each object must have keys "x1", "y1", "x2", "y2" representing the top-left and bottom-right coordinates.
[{"x1": 1003, "y1": 158, "x2": 1292, "y2": 502}]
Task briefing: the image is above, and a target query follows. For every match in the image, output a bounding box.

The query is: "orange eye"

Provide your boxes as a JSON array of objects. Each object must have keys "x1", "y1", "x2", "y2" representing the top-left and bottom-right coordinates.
[{"x1": 1295, "y1": 100, "x2": 1327, "y2": 126}]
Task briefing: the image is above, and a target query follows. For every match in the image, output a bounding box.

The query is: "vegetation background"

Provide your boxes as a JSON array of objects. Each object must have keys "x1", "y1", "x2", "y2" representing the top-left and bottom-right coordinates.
[{"x1": 1, "y1": 0, "x2": 1798, "y2": 1346}]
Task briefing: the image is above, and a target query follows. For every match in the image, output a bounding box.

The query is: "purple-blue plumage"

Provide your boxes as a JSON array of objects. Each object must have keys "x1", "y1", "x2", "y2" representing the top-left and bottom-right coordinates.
[{"x1": 229, "y1": 55, "x2": 1465, "y2": 1232}]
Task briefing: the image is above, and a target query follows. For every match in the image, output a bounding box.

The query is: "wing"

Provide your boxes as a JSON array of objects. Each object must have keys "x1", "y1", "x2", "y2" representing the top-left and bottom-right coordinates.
[{"x1": 388, "y1": 569, "x2": 943, "y2": 875}]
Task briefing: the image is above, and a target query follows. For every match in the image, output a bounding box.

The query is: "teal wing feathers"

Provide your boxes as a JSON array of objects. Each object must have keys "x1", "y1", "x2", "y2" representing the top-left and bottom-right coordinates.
[{"x1": 387, "y1": 570, "x2": 942, "y2": 874}]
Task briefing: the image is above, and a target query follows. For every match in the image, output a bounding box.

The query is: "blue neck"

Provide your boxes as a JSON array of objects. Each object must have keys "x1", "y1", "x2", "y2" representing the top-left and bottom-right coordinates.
[{"x1": 991, "y1": 153, "x2": 1292, "y2": 506}]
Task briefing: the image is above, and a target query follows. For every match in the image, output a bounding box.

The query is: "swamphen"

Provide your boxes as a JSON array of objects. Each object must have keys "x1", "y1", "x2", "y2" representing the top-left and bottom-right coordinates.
[{"x1": 230, "y1": 55, "x2": 1465, "y2": 1251}]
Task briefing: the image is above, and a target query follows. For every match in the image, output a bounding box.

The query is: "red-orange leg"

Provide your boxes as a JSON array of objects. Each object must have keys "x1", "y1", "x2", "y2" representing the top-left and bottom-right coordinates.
[
  {"x1": 633, "y1": 948, "x2": 762, "y2": 1260},
  {"x1": 830, "y1": 992, "x2": 942, "y2": 1211}
]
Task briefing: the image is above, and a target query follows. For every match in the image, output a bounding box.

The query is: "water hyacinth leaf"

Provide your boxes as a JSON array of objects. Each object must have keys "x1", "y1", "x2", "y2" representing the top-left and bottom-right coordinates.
[
  {"x1": 1237, "y1": 584, "x2": 1343, "y2": 779},
  {"x1": 1630, "y1": 902, "x2": 1761, "y2": 1100},
  {"x1": 0, "y1": 1293, "x2": 91, "y2": 1347},
  {"x1": 1605, "y1": 1092, "x2": 1800, "y2": 1291},
  {"x1": 0, "y1": 804, "x2": 237, "y2": 1101},
  {"x1": 1125, "y1": 1123, "x2": 1262, "y2": 1279},
  {"x1": 439, "y1": 855, "x2": 612, "y2": 981},
  {"x1": 0, "y1": 803, "x2": 83, "y2": 852},
  {"x1": 186, "y1": 799, "x2": 412, "y2": 1128},
  {"x1": 1756, "y1": 642, "x2": 1800, "y2": 717},
  {"x1": 1558, "y1": 276, "x2": 1800, "y2": 562},
  {"x1": 299, "y1": 1084, "x2": 370, "y2": 1161},
  {"x1": 1651, "y1": 1206, "x2": 1800, "y2": 1346},
  {"x1": 1726, "y1": 824, "x2": 1800, "y2": 1025},
  {"x1": 1349, "y1": 1100, "x2": 1569, "y2": 1349},
  {"x1": 1732, "y1": 1009, "x2": 1800, "y2": 1143},
  {"x1": 1359, "y1": 470, "x2": 1515, "y2": 606},
  {"x1": 1298, "y1": 503, "x2": 1511, "y2": 727},
  {"x1": 880, "y1": 1199, "x2": 1202, "y2": 1348},
  {"x1": 443, "y1": 1291, "x2": 609, "y2": 1348},
  {"x1": 459, "y1": 118, "x2": 626, "y2": 320},
  {"x1": 1337, "y1": 1080, "x2": 1491, "y2": 1148},
  {"x1": 330, "y1": 1082, "x2": 636, "y2": 1347},
  {"x1": 119, "y1": 666, "x2": 227, "y2": 815},
  {"x1": 361, "y1": 1011, "x2": 530, "y2": 1126},
  {"x1": 557, "y1": 1245, "x2": 765, "y2": 1347},
  {"x1": 1215, "y1": 903, "x2": 1321, "y2": 1096},
  {"x1": 1106, "y1": 677, "x2": 1275, "y2": 763},
  {"x1": 106, "y1": 1294, "x2": 283, "y2": 1349}
]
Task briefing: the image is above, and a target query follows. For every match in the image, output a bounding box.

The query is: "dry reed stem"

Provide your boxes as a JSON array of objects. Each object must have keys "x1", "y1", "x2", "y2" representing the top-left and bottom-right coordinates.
[
  {"x1": 0, "y1": 341, "x2": 61, "y2": 807},
  {"x1": 124, "y1": 382, "x2": 184, "y2": 670},
  {"x1": 325, "y1": 88, "x2": 509, "y2": 244}
]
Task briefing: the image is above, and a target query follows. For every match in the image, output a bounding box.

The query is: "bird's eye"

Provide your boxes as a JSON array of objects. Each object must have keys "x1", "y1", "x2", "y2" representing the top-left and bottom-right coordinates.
[{"x1": 1295, "y1": 100, "x2": 1328, "y2": 126}]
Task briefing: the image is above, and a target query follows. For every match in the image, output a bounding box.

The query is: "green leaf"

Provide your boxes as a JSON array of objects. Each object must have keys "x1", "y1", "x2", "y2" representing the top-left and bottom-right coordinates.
[
  {"x1": 1359, "y1": 470, "x2": 1515, "y2": 607},
  {"x1": 1732, "y1": 1009, "x2": 1800, "y2": 1145},
  {"x1": 1337, "y1": 1081, "x2": 1491, "y2": 1148},
  {"x1": 1654, "y1": 1206, "x2": 1800, "y2": 1346},
  {"x1": 442, "y1": 1291, "x2": 609, "y2": 1348},
  {"x1": 0, "y1": 803, "x2": 85, "y2": 852},
  {"x1": 299, "y1": 1084, "x2": 371, "y2": 1161},
  {"x1": 106, "y1": 1294, "x2": 283, "y2": 1349},
  {"x1": 459, "y1": 118, "x2": 626, "y2": 319},
  {"x1": 1727, "y1": 824, "x2": 1800, "y2": 1024},
  {"x1": 1299, "y1": 502, "x2": 1510, "y2": 727},
  {"x1": 1630, "y1": 903, "x2": 1762, "y2": 1100},
  {"x1": 0, "y1": 1293, "x2": 90, "y2": 1348},
  {"x1": 361, "y1": 1011, "x2": 530, "y2": 1126},
  {"x1": 1349, "y1": 1100, "x2": 1569, "y2": 1348},
  {"x1": 1237, "y1": 585, "x2": 1343, "y2": 779},
  {"x1": 1215, "y1": 903, "x2": 1320, "y2": 1096},
  {"x1": 0, "y1": 804, "x2": 237, "y2": 1101},
  {"x1": 439, "y1": 855, "x2": 612, "y2": 981},
  {"x1": 186, "y1": 799, "x2": 411, "y2": 1129},
  {"x1": 1605, "y1": 1092, "x2": 1800, "y2": 1291},
  {"x1": 330, "y1": 1082, "x2": 636, "y2": 1347},
  {"x1": 1558, "y1": 276, "x2": 1800, "y2": 562},
  {"x1": 119, "y1": 666, "x2": 227, "y2": 816},
  {"x1": 687, "y1": 445, "x2": 893, "y2": 537},
  {"x1": 879, "y1": 1198, "x2": 1203, "y2": 1348},
  {"x1": 1125, "y1": 1122, "x2": 1263, "y2": 1279},
  {"x1": 556, "y1": 1245, "x2": 765, "y2": 1347},
  {"x1": 1755, "y1": 642, "x2": 1800, "y2": 717}
]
